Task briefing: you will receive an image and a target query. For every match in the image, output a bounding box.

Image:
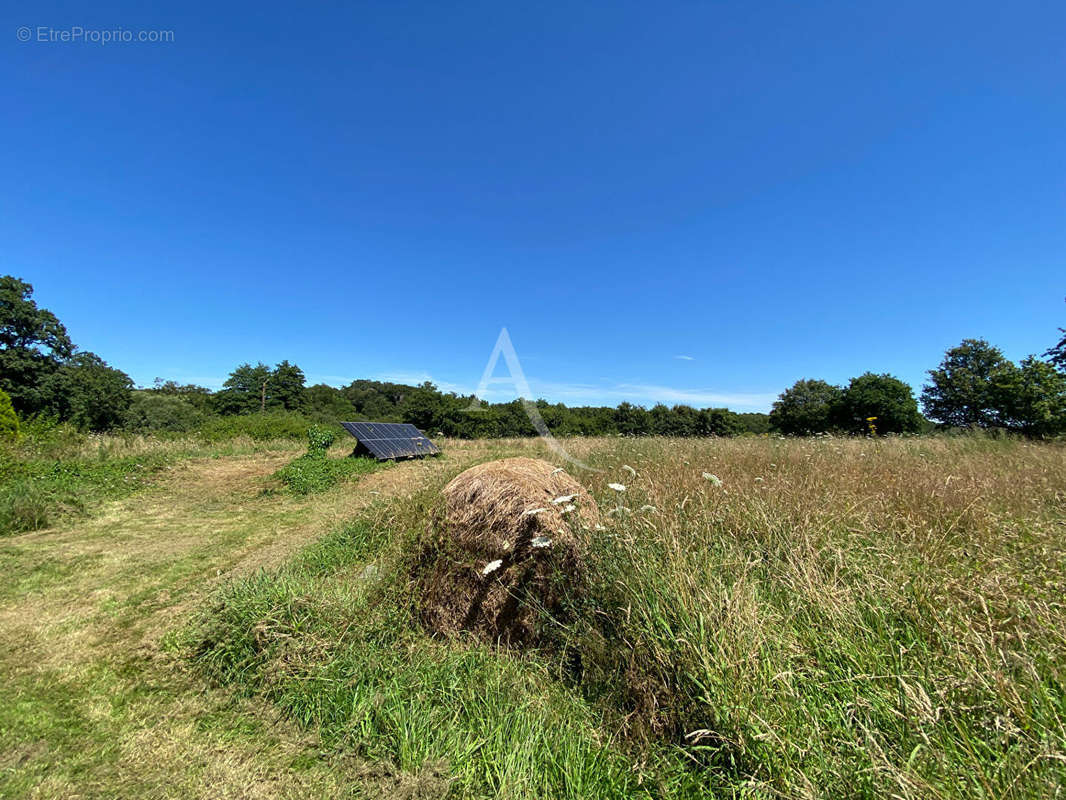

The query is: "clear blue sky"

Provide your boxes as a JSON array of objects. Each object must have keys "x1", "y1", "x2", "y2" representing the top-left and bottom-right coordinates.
[{"x1": 3, "y1": 2, "x2": 1063, "y2": 411}]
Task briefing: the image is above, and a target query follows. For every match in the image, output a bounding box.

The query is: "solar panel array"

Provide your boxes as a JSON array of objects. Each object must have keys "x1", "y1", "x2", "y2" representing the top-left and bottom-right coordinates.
[{"x1": 340, "y1": 422, "x2": 440, "y2": 460}]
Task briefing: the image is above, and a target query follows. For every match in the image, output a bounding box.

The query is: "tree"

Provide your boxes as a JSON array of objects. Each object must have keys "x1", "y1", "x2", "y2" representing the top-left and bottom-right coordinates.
[
  {"x1": 271, "y1": 360, "x2": 309, "y2": 413},
  {"x1": 125, "y1": 393, "x2": 205, "y2": 432},
  {"x1": 307, "y1": 384, "x2": 358, "y2": 423},
  {"x1": 40, "y1": 352, "x2": 133, "y2": 431},
  {"x1": 998, "y1": 356, "x2": 1066, "y2": 437},
  {"x1": 401, "y1": 382, "x2": 447, "y2": 431},
  {"x1": 214, "y1": 363, "x2": 273, "y2": 415},
  {"x1": 769, "y1": 379, "x2": 842, "y2": 435},
  {"x1": 150, "y1": 379, "x2": 215, "y2": 412},
  {"x1": 1046, "y1": 329, "x2": 1066, "y2": 372},
  {"x1": 0, "y1": 387, "x2": 19, "y2": 440},
  {"x1": 834, "y1": 373, "x2": 922, "y2": 434},
  {"x1": 921, "y1": 339, "x2": 1017, "y2": 428},
  {"x1": 614, "y1": 402, "x2": 650, "y2": 436},
  {"x1": 0, "y1": 276, "x2": 75, "y2": 415}
]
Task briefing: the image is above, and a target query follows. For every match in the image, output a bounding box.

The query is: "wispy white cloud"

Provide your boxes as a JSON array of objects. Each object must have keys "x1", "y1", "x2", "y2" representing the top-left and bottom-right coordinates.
[{"x1": 673, "y1": 355, "x2": 695, "y2": 361}]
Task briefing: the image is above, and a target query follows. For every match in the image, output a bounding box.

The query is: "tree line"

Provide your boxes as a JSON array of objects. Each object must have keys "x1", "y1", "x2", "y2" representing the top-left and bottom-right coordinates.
[{"x1": 1, "y1": 275, "x2": 1064, "y2": 438}]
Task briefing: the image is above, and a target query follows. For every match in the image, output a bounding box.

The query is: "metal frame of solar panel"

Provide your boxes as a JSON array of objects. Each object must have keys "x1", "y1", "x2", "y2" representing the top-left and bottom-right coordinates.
[{"x1": 340, "y1": 422, "x2": 440, "y2": 461}]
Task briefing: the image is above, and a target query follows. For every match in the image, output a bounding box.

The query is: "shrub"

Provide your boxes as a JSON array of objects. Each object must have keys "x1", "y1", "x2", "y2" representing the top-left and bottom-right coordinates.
[
  {"x1": 306, "y1": 424, "x2": 336, "y2": 456},
  {"x1": 125, "y1": 393, "x2": 205, "y2": 433},
  {"x1": 274, "y1": 453, "x2": 379, "y2": 495},
  {"x1": 198, "y1": 411, "x2": 311, "y2": 442},
  {"x1": 0, "y1": 389, "x2": 19, "y2": 441}
]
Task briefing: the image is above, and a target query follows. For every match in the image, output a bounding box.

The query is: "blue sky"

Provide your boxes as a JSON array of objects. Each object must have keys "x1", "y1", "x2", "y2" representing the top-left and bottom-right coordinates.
[{"x1": 3, "y1": 2, "x2": 1063, "y2": 412}]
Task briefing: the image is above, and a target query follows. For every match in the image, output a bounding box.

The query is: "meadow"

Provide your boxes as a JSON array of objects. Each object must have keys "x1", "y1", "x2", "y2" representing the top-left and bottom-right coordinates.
[{"x1": 1, "y1": 432, "x2": 1063, "y2": 798}]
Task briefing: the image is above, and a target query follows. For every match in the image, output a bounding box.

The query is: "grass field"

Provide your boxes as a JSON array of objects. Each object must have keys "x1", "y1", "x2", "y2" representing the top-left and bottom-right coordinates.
[{"x1": 1, "y1": 435, "x2": 1063, "y2": 798}]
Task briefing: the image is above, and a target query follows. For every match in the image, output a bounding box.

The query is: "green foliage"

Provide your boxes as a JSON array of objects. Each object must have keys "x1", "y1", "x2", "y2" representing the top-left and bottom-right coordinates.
[
  {"x1": 0, "y1": 450, "x2": 170, "y2": 535},
  {"x1": 214, "y1": 362, "x2": 274, "y2": 415},
  {"x1": 39, "y1": 352, "x2": 134, "y2": 431},
  {"x1": 306, "y1": 383, "x2": 358, "y2": 424},
  {"x1": 273, "y1": 454, "x2": 378, "y2": 494},
  {"x1": 999, "y1": 356, "x2": 1066, "y2": 437},
  {"x1": 125, "y1": 393, "x2": 205, "y2": 433},
  {"x1": 1047, "y1": 331, "x2": 1066, "y2": 372},
  {"x1": 769, "y1": 378, "x2": 843, "y2": 434},
  {"x1": 271, "y1": 361, "x2": 310, "y2": 413},
  {"x1": 834, "y1": 372, "x2": 922, "y2": 434},
  {"x1": 214, "y1": 361, "x2": 310, "y2": 416},
  {"x1": 187, "y1": 522, "x2": 679, "y2": 799},
  {"x1": 198, "y1": 411, "x2": 311, "y2": 441},
  {"x1": 148, "y1": 379, "x2": 215, "y2": 411},
  {"x1": 921, "y1": 339, "x2": 1018, "y2": 428},
  {"x1": 0, "y1": 276, "x2": 74, "y2": 416},
  {"x1": 0, "y1": 388, "x2": 19, "y2": 440},
  {"x1": 305, "y1": 424, "x2": 336, "y2": 455}
]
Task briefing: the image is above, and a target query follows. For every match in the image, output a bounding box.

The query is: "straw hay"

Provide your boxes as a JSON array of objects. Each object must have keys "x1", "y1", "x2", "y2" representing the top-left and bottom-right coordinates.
[{"x1": 416, "y1": 457, "x2": 599, "y2": 646}]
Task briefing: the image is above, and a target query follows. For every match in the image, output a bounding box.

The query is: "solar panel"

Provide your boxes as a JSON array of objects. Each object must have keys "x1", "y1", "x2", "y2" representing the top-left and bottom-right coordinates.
[{"x1": 340, "y1": 422, "x2": 440, "y2": 461}]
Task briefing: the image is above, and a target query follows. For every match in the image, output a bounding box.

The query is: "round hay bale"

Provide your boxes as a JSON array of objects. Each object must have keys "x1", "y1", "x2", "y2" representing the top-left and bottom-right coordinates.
[{"x1": 416, "y1": 457, "x2": 599, "y2": 646}]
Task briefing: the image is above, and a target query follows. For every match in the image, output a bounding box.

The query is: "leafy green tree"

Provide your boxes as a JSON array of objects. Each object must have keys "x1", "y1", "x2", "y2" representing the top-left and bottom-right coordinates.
[
  {"x1": 998, "y1": 356, "x2": 1066, "y2": 437},
  {"x1": 125, "y1": 393, "x2": 205, "y2": 432},
  {"x1": 770, "y1": 379, "x2": 843, "y2": 435},
  {"x1": 1046, "y1": 329, "x2": 1066, "y2": 372},
  {"x1": 701, "y1": 408, "x2": 742, "y2": 436},
  {"x1": 307, "y1": 384, "x2": 358, "y2": 423},
  {"x1": 834, "y1": 373, "x2": 922, "y2": 434},
  {"x1": 150, "y1": 379, "x2": 215, "y2": 412},
  {"x1": 921, "y1": 339, "x2": 1018, "y2": 428},
  {"x1": 733, "y1": 412, "x2": 771, "y2": 435},
  {"x1": 401, "y1": 382, "x2": 448, "y2": 431},
  {"x1": 0, "y1": 387, "x2": 19, "y2": 440},
  {"x1": 614, "y1": 402, "x2": 650, "y2": 435},
  {"x1": 214, "y1": 362, "x2": 273, "y2": 415},
  {"x1": 271, "y1": 360, "x2": 309, "y2": 413},
  {"x1": 0, "y1": 276, "x2": 75, "y2": 415},
  {"x1": 40, "y1": 352, "x2": 133, "y2": 431}
]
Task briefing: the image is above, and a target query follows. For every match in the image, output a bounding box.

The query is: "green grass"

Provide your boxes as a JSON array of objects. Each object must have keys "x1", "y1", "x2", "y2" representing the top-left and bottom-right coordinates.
[
  {"x1": 0, "y1": 451, "x2": 173, "y2": 535},
  {"x1": 187, "y1": 520, "x2": 690, "y2": 799},
  {"x1": 273, "y1": 452, "x2": 382, "y2": 494},
  {"x1": 187, "y1": 436, "x2": 1066, "y2": 799}
]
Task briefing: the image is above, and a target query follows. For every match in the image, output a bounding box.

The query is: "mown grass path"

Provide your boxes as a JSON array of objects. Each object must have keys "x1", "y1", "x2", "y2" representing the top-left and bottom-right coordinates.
[{"x1": 0, "y1": 446, "x2": 477, "y2": 799}]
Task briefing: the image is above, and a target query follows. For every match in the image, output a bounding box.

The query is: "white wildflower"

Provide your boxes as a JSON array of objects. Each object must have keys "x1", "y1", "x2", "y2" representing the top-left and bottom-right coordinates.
[
  {"x1": 640, "y1": 505, "x2": 658, "y2": 513},
  {"x1": 523, "y1": 507, "x2": 548, "y2": 516},
  {"x1": 622, "y1": 464, "x2": 637, "y2": 476},
  {"x1": 608, "y1": 483, "x2": 626, "y2": 492},
  {"x1": 594, "y1": 524, "x2": 606, "y2": 531},
  {"x1": 702, "y1": 473, "x2": 722, "y2": 487},
  {"x1": 552, "y1": 494, "x2": 576, "y2": 505},
  {"x1": 531, "y1": 536, "x2": 552, "y2": 549},
  {"x1": 560, "y1": 504, "x2": 576, "y2": 514},
  {"x1": 482, "y1": 559, "x2": 503, "y2": 576},
  {"x1": 550, "y1": 467, "x2": 564, "y2": 475}
]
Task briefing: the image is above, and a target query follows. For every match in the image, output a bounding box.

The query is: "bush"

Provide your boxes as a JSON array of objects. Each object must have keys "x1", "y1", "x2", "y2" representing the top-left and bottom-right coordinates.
[
  {"x1": 125, "y1": 393, "x2": 205, "y2": 433},
  {"x1": 198, "y1": 412, "x2": 312, "y2": 442},
  {"x1": 306, "y1": 425, "x2": 336, "y2": 455},
  {"x1": 0, "y1": 452, "x2": 170, "y2": 535},
  {"x1": 0, "y1": 389, "x2": 19, "y2": 441},
  {"x1": 274, "y1": 453, "x2": 379, "y2": 495}
]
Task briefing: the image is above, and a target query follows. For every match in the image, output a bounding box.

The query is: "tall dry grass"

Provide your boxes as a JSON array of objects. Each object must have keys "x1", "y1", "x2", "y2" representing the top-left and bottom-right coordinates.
[
  {"x1": 190, "y1": 435, "x2": 1066, "y2": 798},
  {"x1": 566, "y1": 436, "x2": 1066, "y2": 797}
]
